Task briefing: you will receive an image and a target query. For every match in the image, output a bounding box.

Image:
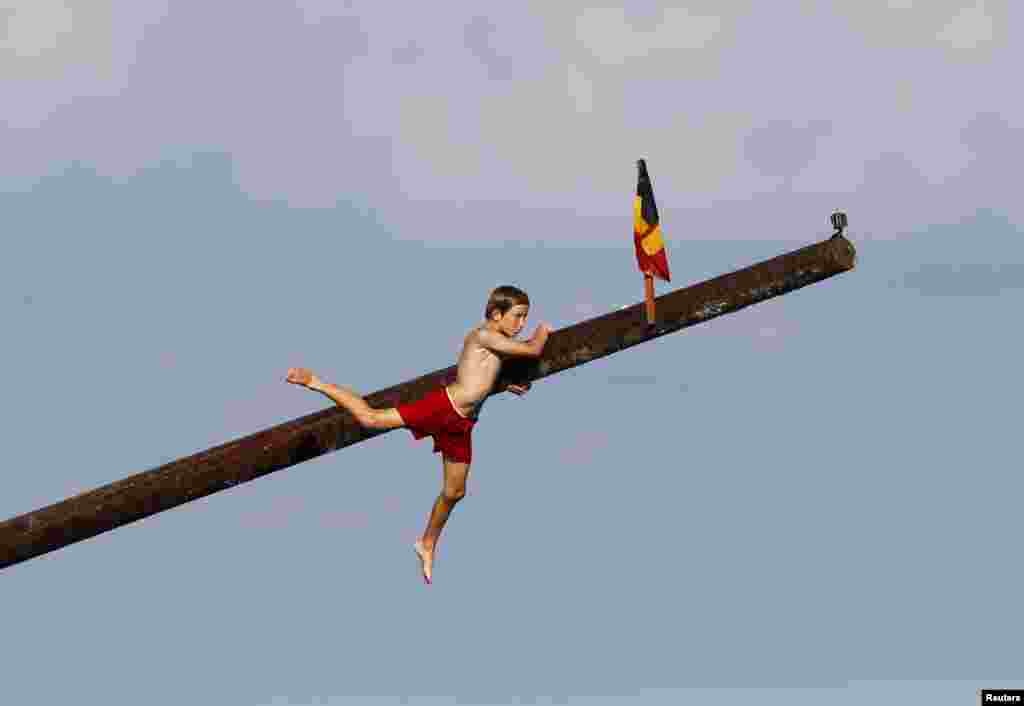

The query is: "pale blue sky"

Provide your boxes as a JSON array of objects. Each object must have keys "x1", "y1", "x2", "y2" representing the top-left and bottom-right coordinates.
[{"x1": 2, "y1": 2, "x2": 1022, "y2": 704}]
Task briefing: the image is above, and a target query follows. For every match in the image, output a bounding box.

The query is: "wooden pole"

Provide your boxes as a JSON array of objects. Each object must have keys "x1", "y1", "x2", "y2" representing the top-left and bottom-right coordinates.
[
  {"x1": 644, "y1": 272, "x2": 656, "y2": 325},
  {"x1": 0, "y1": 233, "x2": 856, "y2": 571}
]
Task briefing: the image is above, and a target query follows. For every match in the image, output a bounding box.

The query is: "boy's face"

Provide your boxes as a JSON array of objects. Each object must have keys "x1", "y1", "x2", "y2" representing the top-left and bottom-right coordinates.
[{"x1": 494, "y1": 304, "x2": 529, "y2": 336}]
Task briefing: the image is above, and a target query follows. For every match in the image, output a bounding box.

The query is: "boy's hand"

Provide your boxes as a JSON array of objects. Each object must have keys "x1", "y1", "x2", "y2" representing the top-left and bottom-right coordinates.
[
  {"x1": 530, "y1": 322, "x2": 553, "y2": 343},
  {"x1": 506, "y1": 382, "x2": 531, "y2": 396}
]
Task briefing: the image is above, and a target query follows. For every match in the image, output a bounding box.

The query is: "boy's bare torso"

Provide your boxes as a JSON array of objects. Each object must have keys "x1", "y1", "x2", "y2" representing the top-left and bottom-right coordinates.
[{"x1": 444, "y1": 324, "x2": 503, "y2": 419}]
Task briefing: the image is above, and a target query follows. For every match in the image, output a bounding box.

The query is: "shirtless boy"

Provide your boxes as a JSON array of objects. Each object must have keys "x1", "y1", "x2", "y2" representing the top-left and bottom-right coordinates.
[{"x1": 285, "y1": 285, "x2": 552, "y2": 584}]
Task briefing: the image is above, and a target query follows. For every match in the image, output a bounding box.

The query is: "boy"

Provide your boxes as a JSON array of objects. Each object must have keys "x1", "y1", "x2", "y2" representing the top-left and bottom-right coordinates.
[{"x1": 285, "y1": 285, "x2": 552, "y2": 584}]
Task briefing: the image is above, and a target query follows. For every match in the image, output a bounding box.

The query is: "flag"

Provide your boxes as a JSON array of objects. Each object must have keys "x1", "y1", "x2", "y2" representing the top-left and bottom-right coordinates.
[{"x1": 633, "y1": 159, "x2": 671, "y2": 282}]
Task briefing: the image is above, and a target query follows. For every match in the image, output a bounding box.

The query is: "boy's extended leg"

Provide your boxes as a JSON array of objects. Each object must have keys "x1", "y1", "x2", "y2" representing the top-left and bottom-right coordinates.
[
  {"x1": 415, "y1": 455, "x2": 470, "y2": 584},
  {"x1": 286, "y1": 367, "x2": 405, "y2": 430}
]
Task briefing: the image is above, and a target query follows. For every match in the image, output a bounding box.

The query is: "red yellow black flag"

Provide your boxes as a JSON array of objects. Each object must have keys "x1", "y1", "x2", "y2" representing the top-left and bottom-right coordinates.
[{"x1": 633, "y1": 159, "x2": 671, "y2": 282}]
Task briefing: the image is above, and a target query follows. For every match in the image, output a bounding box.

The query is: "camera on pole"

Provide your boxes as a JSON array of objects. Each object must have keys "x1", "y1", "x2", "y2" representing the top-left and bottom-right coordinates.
[{"x1": 831, "y1": 211, "x2": 848, "y2": 237}]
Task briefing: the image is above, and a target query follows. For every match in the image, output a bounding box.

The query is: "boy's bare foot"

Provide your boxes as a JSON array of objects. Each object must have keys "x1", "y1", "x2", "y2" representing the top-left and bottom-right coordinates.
[
  {"x1": 414, "y1": 539, "x2": 434, "y2": 584},
  {"x1": 286, "y1": 367, "x2": 319, "y2": 387}
]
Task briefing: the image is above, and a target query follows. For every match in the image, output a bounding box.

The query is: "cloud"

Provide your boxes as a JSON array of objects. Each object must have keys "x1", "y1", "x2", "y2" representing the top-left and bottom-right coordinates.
[
  {"x1": 935, "y1": 0, "x2": 995, "y2": 51},
  {"x1": 834, "y1": 1, "x2": 1003, "y2": 53},
  {"x1": 946, "y1": 111, "x2": 1024, "y2": 225},
  {"x1": 292, "y1": 0, "x2": 356, "y2": 25},
  {"x1": 960, "y1": 111, "x2": 1023, "y2": 186},
  {"x1": 743, "y1": 119, "x2": 833, "y2": 183},
  {"x1": 464, "y1": 14, "x2": 518, "y2": 80},
  {"x1": 4, "y1": 2, "x2": 1022, "y2": 239},
  {"x1": 574, "y1": 7, "x2": 725, "y2": 65},
  {"x1": 0, "y1": 0, "x2": 116, "y2": 83},
  {"x1": 391, "y1": 39, "x2": 424, "y2": 66},
  {"x1": 566, "y1": 63, "x2": 593, "y2": 114},
  {"x1": 1, "y1": 0, "x2": 75, "y2": 60},
  {"x1": 847, "y1": 151, "x2": 959, "y2": 237}
]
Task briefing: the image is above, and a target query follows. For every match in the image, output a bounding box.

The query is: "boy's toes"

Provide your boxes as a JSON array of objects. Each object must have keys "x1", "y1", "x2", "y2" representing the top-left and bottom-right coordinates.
[
  {"x1": 286, "y1": 367, "x2": 311, "y2": 385},
  {"x1": 414, "y1": 541, "x2": 433, "y2": 584}
]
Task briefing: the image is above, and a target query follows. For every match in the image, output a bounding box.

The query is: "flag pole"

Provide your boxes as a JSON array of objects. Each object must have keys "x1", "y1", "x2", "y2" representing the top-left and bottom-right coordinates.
[
  {"x1": 635, "y1": 158, "x2": 662, "y2": 326},
  {"x1": 644, "y1": 271, "x2": 656, "y2": 325}
]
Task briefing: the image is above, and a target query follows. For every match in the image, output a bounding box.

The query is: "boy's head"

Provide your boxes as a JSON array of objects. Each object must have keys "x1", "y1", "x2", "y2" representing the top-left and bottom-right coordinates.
[{"x1": 485, "y1": 285, "x2": 530, "y2": 336}]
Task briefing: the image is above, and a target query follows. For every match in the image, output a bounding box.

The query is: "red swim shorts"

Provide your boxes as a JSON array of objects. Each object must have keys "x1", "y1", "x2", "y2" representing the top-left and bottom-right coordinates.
[{"x1": 396, "y1": 386, "x2": 477, "y2": 464}]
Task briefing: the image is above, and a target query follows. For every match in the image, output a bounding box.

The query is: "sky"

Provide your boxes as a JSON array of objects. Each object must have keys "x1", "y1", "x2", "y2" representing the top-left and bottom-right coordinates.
[{"x1": 2, "y1": 1, "x2": 1022, "y2": 704}]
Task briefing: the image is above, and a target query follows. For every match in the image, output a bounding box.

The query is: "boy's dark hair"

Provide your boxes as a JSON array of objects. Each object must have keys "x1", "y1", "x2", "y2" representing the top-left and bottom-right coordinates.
[{"x1": 485, "y1": 285, "x2": 530, "y2": 320}]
